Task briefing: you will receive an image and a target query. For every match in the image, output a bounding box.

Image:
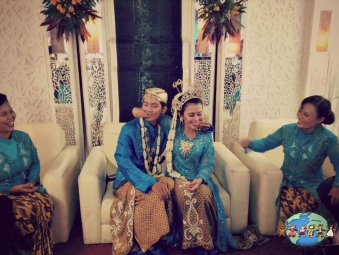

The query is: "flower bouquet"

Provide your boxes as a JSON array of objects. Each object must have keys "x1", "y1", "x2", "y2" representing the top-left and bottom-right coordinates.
[{"x1": 40, "y1": 0, "x2": 100, "y2": 42}]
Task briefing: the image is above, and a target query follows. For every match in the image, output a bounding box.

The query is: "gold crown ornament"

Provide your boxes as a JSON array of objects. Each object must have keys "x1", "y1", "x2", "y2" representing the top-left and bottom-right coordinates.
[{"x1": 170, "y1": 79, "x2": 204, "y2": 114}]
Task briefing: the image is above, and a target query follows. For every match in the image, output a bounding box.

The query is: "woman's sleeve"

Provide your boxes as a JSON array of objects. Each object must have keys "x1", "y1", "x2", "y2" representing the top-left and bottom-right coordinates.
[
  {"x1": 26, "y1": 137, "x2": 41, "y2": 184},
  {"x1": 196, "y1": 134, "x2": 215, "y2": 182},
  {"x1": 327, "y1": 136, "x2": 339, "y2": 187},
  {"x1": 249, "y1": 127, "x2": 283, "y2": 152},
  {"x1": 115, "y1": 126, "x2": 156, "y2": 193}
]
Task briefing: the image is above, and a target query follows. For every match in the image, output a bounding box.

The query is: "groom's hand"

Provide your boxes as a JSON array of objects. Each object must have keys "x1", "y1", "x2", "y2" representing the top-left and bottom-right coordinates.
[
  {"x1": 152, "y1": 182, "x2": 171, "y2": 201},
  {"x1": 197, "y1": 121, "x2": 211, "y2": 131}
]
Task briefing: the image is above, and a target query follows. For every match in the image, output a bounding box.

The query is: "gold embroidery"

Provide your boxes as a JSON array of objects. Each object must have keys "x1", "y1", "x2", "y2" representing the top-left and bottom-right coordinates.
[{"x1": 180, "y1": 140, "x2": 194, "y2": 155}]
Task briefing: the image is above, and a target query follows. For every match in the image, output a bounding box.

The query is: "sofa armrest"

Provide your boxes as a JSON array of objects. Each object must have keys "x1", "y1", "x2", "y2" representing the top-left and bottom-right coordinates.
[
  {"x1": 78, "y1": 146, "x2": 107, "y2": 244},
  {"x1": 43, "y1": 145, "x2": 81, "y2": 243},
  {"x1": 213, "y1": 142, "x2": 250, "y2": 233},
  {"x1": 230, "y1": 142, "x2": 283, "y2": 235}
]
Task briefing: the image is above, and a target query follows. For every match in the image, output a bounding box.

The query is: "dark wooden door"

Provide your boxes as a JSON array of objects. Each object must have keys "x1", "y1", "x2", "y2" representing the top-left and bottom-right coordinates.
[{"x1": 114, "y1": 0, "x2": 182, "y2": 122}]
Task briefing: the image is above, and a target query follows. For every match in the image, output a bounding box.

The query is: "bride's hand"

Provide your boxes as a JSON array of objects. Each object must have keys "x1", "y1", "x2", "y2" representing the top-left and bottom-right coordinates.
[
  {"x1": 132, "y1": 107, "x2": 149, "y2": 118},
  {"x1": 185, "y1": 178, "x2": 203, "y2": 192}
]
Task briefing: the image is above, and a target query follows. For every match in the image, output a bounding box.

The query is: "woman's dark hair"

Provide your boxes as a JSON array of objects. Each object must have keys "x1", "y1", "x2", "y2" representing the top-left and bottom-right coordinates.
[
  {"x1": 179, "y1": 97, "x2": 203, "y2": 114},
  {"x1": 301, "y1": 95, "x2": 335, "y2": 125},
  {"x1": 0, "y1": 93, "x2": 8, "y2": 106}
]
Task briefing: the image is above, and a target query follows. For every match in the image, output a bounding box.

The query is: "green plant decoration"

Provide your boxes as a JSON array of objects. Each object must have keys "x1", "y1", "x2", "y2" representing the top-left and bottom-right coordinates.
[
  {"x1": 40, "y1": 0, "x2": 100, "y2": 42},
  {"x1": 196, "y1": 0, "x2": 246, "y2": 44}
]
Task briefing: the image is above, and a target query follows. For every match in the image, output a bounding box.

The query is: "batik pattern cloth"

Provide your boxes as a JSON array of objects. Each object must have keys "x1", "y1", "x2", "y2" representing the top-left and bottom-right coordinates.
[
  {"x1": 9, "y1": 192, "x2": 54, "y2": 255},
  {"x1": 170, "y1": 124, "x2": 238, "y2": 252}
]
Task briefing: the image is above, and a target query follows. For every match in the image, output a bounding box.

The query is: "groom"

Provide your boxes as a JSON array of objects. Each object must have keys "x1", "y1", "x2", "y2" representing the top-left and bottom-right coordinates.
[{"x1": 110, "y1": 88, "x2": 174, "y2": 255}]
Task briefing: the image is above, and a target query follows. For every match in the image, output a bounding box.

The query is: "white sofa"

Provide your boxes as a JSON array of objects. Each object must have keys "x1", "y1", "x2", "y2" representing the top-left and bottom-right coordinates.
[
  {"x1": 78, "y1": 122, "x2": 250, "y2": 244},
  {"x1": 15, "y1": 123, "x2": 81, "y2": 243},
  {"x1": 230, "y1": 119, "x2": 336, "y2": 236}
]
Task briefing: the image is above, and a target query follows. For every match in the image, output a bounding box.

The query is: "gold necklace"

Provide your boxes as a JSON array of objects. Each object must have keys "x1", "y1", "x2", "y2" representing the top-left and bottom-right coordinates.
[{"x1": 140, "y1": 118, "x2": 162, "y2": 176}]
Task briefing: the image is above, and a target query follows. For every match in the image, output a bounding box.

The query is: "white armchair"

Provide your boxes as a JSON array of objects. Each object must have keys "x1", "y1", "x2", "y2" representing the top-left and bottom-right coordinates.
[
  {"x1": 78, "y1": 122, "x2": 250, "y2": 244},
  {"x1": 15, "y1": 123, "x2": 81, "y2": 243},
  {"x1": 230, "y1": 119, "x2": 336, "y2": 236}
]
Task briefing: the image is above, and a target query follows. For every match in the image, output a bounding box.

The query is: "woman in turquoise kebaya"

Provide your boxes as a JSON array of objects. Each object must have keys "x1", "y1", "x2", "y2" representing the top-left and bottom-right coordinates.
[
  {"x1": 240, "y1": 95, "x2": 339, "y2": 225},
  {"x1": 0, "y1": 93, "x2": 53, "y2": 255}
]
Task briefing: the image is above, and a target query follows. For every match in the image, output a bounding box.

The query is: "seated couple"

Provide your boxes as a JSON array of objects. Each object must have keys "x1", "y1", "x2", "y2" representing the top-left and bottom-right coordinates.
[{"x1": 109, "y1": 85, "x2": 238, "y2": 255}]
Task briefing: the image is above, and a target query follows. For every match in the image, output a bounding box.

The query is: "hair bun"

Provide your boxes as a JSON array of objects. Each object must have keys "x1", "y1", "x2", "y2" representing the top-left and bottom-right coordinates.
[{"x1": 323, "y1": 110, "x2": 335, "y2": 125}]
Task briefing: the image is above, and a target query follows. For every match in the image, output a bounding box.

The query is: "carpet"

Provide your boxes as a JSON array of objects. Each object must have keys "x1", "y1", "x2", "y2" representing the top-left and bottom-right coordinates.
[{"x1": 53, "y1": 211, "x2": 335, "y2": 255}]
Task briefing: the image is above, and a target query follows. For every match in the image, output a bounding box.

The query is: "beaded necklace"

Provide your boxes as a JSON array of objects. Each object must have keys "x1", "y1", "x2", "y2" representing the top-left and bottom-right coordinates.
[{"x1": 140, "y1": 118, "x2": 162, "y2": 176}]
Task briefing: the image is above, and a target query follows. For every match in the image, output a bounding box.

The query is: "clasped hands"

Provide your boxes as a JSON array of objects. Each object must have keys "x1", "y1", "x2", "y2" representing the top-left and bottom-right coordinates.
[
  {"x1": 9, "y1": 182, "x2": 37, "y2": 195},
  {"x1": 136, "y1": 178, "x2": 203, "y2": 204},
  {"x1": 152, "y1": 178, "x2": 203, "y2": 199}
]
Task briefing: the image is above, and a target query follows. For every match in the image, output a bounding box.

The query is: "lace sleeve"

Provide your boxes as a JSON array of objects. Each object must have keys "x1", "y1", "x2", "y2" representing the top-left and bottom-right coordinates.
[{"x1": 196, "y1": 133, "x2": 215, "y2": 182}]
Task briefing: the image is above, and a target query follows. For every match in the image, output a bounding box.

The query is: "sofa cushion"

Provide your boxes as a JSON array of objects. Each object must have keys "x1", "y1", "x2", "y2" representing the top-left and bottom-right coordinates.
[
  {"x1": 102, "y1": 123, "x2": 125, "y2": 174},
  {"x1": 102, "y1": 181, "x2": 115, "y2": 225}
]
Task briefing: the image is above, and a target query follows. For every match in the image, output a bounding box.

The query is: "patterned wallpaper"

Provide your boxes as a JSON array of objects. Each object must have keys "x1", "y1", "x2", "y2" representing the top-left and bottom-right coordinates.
[
  {"x1": 0, "y1": 0, "x2": 53, "y2": 123},
  {"x1": 85, "y1": 55, "x2": 107, "y2": 148},
  {"x1": 194, "y1": 59, "x2": 212, "y2": 121},
  {"x1": 240, "y1": 0, "x2": 309, "y2": 136}
]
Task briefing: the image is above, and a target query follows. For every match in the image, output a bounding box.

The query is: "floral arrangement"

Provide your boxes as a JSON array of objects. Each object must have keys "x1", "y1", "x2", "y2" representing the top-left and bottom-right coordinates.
[
  {"x1": 196, "y1": 0, "x2": 246, "y2": 44},
  {"x1": 40, "y1": 0, "x2": 100, "y2": 42}
]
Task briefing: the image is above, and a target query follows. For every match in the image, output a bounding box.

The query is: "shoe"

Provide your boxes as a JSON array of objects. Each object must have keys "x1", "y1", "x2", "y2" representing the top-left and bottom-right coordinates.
[
  {"x1": 129, "y1": 249, "x2": 150, "y2": 255},
  {"x1": 208, "y1": 247, "x2": 219, "y2": 255},
  {"x1": 193, "y1": 247, "x2": 208, "y2": 255},
  {"x1": 148, "y1": 247, "x2": 168, "y2": 255}
]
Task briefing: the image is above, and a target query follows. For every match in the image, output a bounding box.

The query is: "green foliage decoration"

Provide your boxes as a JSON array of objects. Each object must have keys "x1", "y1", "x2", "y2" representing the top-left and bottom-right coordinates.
[
  {"x1": 40, "y1": 0, "x2": 100, "y2": 42},
  {"x1": 196, "y1": 0, "x2": 246, "y2": 44}
]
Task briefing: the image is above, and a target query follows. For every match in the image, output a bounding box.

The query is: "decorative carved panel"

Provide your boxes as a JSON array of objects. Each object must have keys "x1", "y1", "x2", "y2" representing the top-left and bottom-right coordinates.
[
  {"x1": 222, "y1": 102, "x2": 241, "y2": 146},
  {"x1": 220, "y1": 59, "x2": 242, "y2": 145},
  {"x1": 194, "y1": 59, "x2": 212, "y2": 120},
  {"x1": 85, "y1": 55, "x2": 107, "y2": 147},
  {"x1": 50, "y1": 59, "x2": 76, "y2": 145},
  {"x1": 223, "y1": 58, "x2": 242, "y2": 114},
  {"x1": 55, "y1": 104, "x2": 76, "y2": 145}
]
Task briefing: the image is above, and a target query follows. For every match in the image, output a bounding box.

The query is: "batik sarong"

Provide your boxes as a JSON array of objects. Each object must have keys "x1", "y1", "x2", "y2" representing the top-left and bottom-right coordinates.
[
  {"x1": 110, "y1": 176, "x2": 174, "y2": 255},
  {"x1": 173, "y1": 178, "x2": 217, "y2": 251},
  {"x1": 280, "y1": 186, "x2": 318, "y2": 217},
  {"x1": 9, "y1": 192, "x2": 54, "y2": 255}
]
